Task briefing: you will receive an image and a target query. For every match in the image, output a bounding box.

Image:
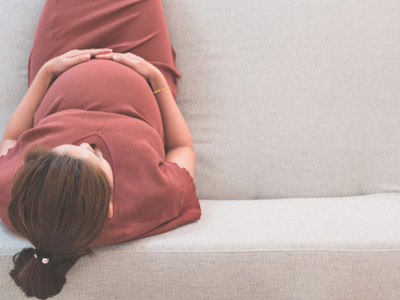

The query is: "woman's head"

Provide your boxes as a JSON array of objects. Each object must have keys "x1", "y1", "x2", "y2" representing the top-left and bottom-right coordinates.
[{"x1": 8, "y1": 148, "x2": 113, "y2": 299}]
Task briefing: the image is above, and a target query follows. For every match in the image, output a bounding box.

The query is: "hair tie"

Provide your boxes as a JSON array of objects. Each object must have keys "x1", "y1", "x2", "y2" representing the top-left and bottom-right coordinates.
[{"x1": 33, "y1": 247, "x2": 53, "y2": 265}]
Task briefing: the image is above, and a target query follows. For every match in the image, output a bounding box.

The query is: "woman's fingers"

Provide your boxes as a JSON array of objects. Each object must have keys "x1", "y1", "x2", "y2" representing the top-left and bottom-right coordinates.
[
  {"x1": 95, "y1": 52, "x2": 131, "y2": 59},
  {"x1": 43, "y1": 49, "x2": 113, "y2": 79},
  {"x1": 84, "y1": 48, "x2": 113, "y2": 56},
  {"x1": 96, "y1": 54, "x2": 132, "y2": 67},
  {"x1": 66, "y1": 54, "x2": 92, "y2": 67},
  {"x1": 95, "y1": 53, "x2": 132, "y2": 64},
  {"x1": 94, "y1": 53, "x2": 116, "y2": 59},
  {"x1": 95, "y1": 52, "x2": 140, "y2": 60},
  {"x1": 95, "y1": 53, "x2": 142, "y2": 65},
  {"x1": 95, "y1": 52, "x2": 156, "y2": 81},
  {"x1": 67, "y1": 48, "x2": 113, "y2": 58}
]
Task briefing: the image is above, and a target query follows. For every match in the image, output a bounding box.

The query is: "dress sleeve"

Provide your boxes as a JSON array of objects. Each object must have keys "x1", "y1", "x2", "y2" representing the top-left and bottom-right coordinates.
[{"x1": 134, "y1": 161, "x2": 201, "y2": 240}]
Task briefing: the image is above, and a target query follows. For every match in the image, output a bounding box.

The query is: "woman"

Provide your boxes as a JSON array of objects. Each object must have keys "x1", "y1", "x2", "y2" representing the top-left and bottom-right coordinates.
[{"x1": 0, "y1": 0, "x2": 201, "y2": 299}]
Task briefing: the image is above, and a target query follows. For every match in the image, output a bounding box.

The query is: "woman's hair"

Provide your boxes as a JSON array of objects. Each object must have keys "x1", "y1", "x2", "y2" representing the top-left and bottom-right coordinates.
[{"x1": 8, "y1": 150, "x2": 113, "y2": 299}]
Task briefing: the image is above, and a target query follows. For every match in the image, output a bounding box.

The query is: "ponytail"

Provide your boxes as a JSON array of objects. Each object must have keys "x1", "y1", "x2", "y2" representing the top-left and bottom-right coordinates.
[
  {"x1": 10, "y1": 248, "x2": 80, "y2": 299},
  {"x1": 8, "y1": 151, "x2": 112, "y2": 299}
]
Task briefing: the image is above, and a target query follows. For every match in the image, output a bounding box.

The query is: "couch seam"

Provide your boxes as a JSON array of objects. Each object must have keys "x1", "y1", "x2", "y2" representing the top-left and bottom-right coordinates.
[{"x1": 95, "y1": 248, "x2": 400, "y2": 254}]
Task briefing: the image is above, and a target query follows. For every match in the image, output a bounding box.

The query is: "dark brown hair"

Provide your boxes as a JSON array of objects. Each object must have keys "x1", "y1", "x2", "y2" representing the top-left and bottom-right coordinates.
[{"x1": 8, "y1": 150, "x2": 112, "y2": 299}]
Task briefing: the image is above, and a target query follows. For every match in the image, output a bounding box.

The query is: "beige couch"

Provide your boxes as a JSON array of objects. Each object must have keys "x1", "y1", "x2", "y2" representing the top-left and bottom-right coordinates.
[{"x1": 1, "y1": 0, "x2": 400, "y2": 299}]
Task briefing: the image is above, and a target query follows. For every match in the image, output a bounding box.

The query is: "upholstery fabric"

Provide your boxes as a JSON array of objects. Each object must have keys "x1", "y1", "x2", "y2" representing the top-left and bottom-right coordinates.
[
  {"x1": 163, "y1": 0, "x2": 400, "y2": 199},
  {"x1": 2, "y1": 194, "x2": 400, "y2": 299}
]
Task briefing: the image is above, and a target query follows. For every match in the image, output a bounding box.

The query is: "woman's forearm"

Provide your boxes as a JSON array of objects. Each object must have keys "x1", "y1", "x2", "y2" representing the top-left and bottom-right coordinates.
[
  {"x1": 150, "y1": 71, "x2": 194, "y2": 152},
  {"x1": 2, "y1": 49, "x2": 111, "y2": 142},
  {"x1": 2, "y1": 66, "x2": 54, "y2": 141},
  {"x1": 149, "y1": 70, "x2": 195, "y2": 177}
]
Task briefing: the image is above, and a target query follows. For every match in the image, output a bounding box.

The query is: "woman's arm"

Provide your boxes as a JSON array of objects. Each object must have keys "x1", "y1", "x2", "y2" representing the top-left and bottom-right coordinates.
[
  {"x1": 149, "y1": 70, "x2": 195, "y2": 178},
  {"x1": 95, "y1": 52, "x2": 195, "y2": 178},
  {"x1": 1, "y1": 67, "x2": 53, "y2": 142},
  {"x1": 0, "y1": 67, "x2": 54, "y2": 156},
  {"x1": 0, "y1": 48, "x2": 112, "y2": 156}
]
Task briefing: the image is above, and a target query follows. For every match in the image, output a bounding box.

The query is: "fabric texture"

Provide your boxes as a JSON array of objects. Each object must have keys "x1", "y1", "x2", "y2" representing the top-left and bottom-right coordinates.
[
  {"x1": 163, "y1": 0, "x2": 400, "y2": 199},
  {"x1": 2, "y1": 194, "x2": 400, "y2": 299},
  {"x1": 0, "y1": 0, "x2": 200, "y2": 246}
]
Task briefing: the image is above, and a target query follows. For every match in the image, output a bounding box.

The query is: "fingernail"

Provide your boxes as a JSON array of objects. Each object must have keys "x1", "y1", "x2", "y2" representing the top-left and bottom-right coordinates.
[
  {"x1": 113, "y1": 56, "x2": 120, "y2": 61},
  {"x1": 85, "y1": 54, "x2": 91, "y2": 58}
]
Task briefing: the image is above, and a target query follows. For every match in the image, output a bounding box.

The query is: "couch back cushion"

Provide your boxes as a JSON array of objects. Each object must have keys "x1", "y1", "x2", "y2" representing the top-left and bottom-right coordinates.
[
  {"x1": 1, "y1": 0, "x2": 400, "y2": 199},
  {"x1": 164, "y1": 0, "x2": 400, "y2": 199}
]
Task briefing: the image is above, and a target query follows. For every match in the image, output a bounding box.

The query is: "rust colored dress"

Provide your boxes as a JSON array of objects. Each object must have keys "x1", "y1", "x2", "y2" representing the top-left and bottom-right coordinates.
[{"x1": 0, "y1": 0, "x2": 201, "y2": 246}]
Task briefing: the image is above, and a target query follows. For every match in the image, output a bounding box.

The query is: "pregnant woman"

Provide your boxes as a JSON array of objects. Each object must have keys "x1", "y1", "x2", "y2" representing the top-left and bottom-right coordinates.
[{"x1": 0, "y1": 0, "x2": 201, "y2": 299}]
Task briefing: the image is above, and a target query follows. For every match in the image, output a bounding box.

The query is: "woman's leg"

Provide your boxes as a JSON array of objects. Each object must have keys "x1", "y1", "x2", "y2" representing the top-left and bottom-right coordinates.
[{"x1": 29, "y1": 0, "x2": 180, "y2": 98}]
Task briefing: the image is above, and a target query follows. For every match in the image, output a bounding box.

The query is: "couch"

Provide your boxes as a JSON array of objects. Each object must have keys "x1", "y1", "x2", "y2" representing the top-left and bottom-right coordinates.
[{"x1": 1, "y1": 0, "x2": 400, "y2": 299}]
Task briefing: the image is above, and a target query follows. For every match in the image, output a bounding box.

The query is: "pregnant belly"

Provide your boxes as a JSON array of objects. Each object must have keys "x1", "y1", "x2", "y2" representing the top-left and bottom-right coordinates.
[{"x1": 34, "y1": 59, "x2": 161, "y2": 128}]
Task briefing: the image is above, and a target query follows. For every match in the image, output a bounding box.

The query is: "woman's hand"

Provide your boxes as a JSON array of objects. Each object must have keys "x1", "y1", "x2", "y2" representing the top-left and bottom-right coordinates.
[
  {"x1": 95, "y1": 52, "x2": 163, "y2": 85},
  {"x1": 42, "y1": 48, "x2": 113, "y2": 80}
]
